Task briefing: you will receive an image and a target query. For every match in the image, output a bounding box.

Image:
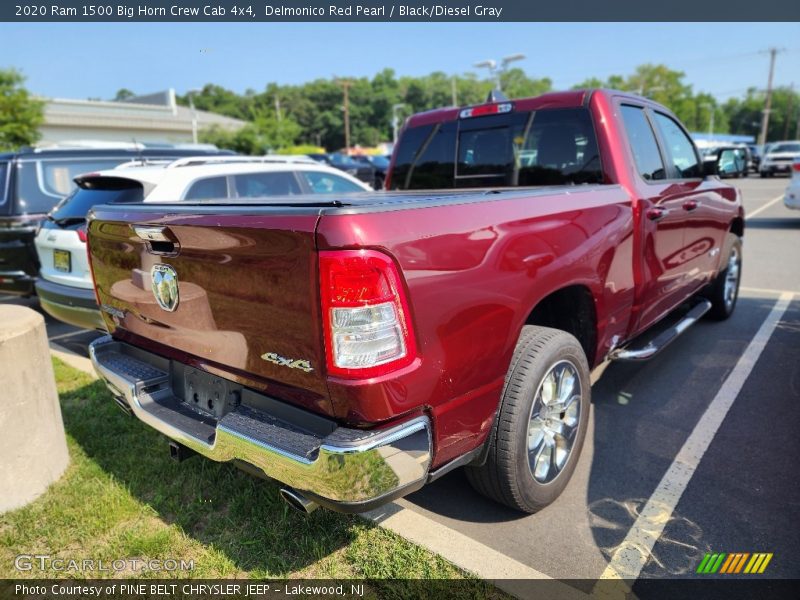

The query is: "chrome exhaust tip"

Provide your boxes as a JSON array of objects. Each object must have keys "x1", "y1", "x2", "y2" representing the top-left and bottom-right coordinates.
[{"x1": 279, "y1": 487, "x2": 318, "y2": 514}]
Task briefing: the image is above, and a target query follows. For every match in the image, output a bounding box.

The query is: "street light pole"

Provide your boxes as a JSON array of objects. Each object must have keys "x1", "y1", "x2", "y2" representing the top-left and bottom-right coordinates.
[
  {"x1": 473, "y1": 54, "x2": 526, "y2": 92},
  {"x1": 187, "y1": 88, "x2": 201, "y2": 145},
  {"x1": 701, "y1": 103, "x2": 716, "y2": 140},
  {"x1": 392, "y1": 103, "x2": 406, "y2": 144}
]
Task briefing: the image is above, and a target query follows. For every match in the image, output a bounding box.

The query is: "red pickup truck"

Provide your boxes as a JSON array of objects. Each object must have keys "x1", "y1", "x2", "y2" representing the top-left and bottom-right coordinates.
[{"x1": 87, "y1": 89, "x2": 743, "y2": 514}]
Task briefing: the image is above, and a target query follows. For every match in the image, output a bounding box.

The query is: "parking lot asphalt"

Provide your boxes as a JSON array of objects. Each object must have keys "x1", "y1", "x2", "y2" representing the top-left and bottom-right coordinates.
[{"x1": 2, "y1": 176, "x2": 798, "y2": 594}]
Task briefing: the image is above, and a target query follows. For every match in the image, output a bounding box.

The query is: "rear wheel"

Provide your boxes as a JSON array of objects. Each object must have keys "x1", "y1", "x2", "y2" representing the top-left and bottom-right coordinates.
[
  {"x1": 705, "y1": 237, "x2": 742, "y2": 320},
  {"x1": 465, "y1": 326, "x2": 590, "y2": 513}
]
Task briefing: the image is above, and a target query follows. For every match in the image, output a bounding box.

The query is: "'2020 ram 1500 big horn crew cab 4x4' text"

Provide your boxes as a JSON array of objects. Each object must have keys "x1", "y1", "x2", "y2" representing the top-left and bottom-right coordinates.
[{"x1": 86, "y1": 90, "x2": 743, "y2": 514}]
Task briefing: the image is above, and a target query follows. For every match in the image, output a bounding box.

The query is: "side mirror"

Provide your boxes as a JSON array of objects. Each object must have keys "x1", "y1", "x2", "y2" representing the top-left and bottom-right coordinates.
[{"x1": 717, "y1": 149, "x2": 738, "y2": 176}]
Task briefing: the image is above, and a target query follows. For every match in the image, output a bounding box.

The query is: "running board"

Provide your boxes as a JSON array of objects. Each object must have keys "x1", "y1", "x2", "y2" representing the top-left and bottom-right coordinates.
[{"x1": 610, "y1": 299, "x2": 712, "y2": 361}]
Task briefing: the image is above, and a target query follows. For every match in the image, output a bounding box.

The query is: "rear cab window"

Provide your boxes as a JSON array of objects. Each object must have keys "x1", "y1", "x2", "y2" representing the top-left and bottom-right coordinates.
[{"x1": 391, "y1": 107, "x2": 603, "y2": 190}]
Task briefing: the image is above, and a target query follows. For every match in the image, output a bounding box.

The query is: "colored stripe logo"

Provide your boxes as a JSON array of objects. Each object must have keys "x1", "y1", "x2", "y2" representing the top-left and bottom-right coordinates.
[{"x1": 697, "y1": 552, "x2": 773, "y2": 574}]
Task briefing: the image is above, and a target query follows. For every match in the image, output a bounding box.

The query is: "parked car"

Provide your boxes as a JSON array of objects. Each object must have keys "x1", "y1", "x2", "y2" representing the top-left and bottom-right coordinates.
[
  {"x1": 747, "y1": 144, "x2": 762, "y2": 172},
  {"x1": 0, "y1": 144, "x2": 231, "y2": 297},
  {"x1": 35, "y1": 156, "x2": 371, "y2": 330},
  {"x1": 351, "y1": 154, "x2": 390, "y2": 189},
  {"x1": 307, "y1": 153, "x2": 375, "y2": 187},
  {"x1": 784, "y1": 158, "x2": 800, "y2": 210},
  {"x1": 759, "y1": 141, "x2": 800, "y2": 177},
  {"x1": 86, "y1": 90, "x2": 742, "y2": 515},
  {"x1": 701, "y1": 145, "x2": 748, "y2": 178}
]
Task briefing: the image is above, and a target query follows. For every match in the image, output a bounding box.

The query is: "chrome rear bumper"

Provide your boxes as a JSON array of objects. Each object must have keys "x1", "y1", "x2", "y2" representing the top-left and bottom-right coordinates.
[{"x1": 89, "y1": 335, "x2": 431, "y2": 512}]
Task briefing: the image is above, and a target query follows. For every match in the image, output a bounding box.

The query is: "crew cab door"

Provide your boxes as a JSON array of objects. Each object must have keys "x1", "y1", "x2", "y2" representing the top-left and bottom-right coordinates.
[
  {"x1": 619, "y1": 104, "x2": 696, "y2": 332},
  {"x1": 649, "y1": 110, "x2": 728, "y2": 290}
]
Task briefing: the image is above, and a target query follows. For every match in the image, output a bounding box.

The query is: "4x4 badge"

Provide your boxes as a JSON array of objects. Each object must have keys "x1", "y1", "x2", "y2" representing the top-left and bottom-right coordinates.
[
  {"x1": 151, "y1": 264, "x2": 179, "y2": 312},
  {"x1": 261, "y1": 352, "x2": 314, "y2": 373}
]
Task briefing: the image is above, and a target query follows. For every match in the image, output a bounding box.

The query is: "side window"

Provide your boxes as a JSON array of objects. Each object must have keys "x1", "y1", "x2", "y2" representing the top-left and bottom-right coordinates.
[
  {"x1": 620, "y1": 105, "x2": 666, "y2": 181},
  {"x1": 185, "y1": 176, "x2": 228, "y2": 200},
  {"x1": 653, "y1": 112, "x2": 701, "y2": 179},
  {"x1": 302, "y1": 171, "x2": 365, "y2": 194},
  {"x1": 389, "y1": 124, "x2": 433, "y2": 190},
  {"x1": 517, "y1": 108, "x2": 603, "y2": 186},
  {"x1": 234, "y1": 171, "x2": 301, "y2": 197},
  {"x1": 391, "y1": 122, "x2": 456, "y2": 190},
  {"x1": 0, "y1": 162, "x2": 8, "y2": 205}
]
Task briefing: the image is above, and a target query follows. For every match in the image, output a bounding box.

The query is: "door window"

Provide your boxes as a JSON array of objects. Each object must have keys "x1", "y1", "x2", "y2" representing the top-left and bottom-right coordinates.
[
  {"x1": 185, "y1": 176, "x2": 228, "y2": 200},
  {"x1": 233, "y1": 171, "x2": 301, "y2": 197},
  {"x1": 302, "y1": 171, "x2": 365, "y2": 193},
  {"x1": 653, "y1": 112, "x2": 701, "y2": 179},
  {"x1": 620, "y1": 105, "x2": 666, "y2": 181}
]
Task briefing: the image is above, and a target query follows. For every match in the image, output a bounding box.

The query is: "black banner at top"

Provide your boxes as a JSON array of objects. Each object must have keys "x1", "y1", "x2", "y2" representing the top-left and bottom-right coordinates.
[{"x1": 3, "y1": 0, "x2": 800, "y2": 22}]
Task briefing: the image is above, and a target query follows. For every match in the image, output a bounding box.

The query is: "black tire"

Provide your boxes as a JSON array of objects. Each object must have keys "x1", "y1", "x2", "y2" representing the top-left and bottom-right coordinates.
[
  {"x1": 704, "y1": 237, "x2": 742, "y2": 320},
  {"x1": 760, "y1": 172, "x2": 767, "y2": 178},
  {"x1": 465, "y1": 326, "x2": 590, "y2": 513}
]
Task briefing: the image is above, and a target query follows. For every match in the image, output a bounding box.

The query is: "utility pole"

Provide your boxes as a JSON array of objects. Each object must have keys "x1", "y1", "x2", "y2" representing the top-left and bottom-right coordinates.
[
  {"x1": 336, "y1": 78, "x2": 352, "y2": 153},
  {"x1": 796, "y1": 110, "x2": 800, "y2": 140},
  {"x1": 451, "y1": 77, "x2": 458, "y2": 107},
  {"x1": 758, "y1": 47, "x2": 785, "y2": 146},
  {"x1": 274, "y1": 94, "x2": 282, "y2": 122}
]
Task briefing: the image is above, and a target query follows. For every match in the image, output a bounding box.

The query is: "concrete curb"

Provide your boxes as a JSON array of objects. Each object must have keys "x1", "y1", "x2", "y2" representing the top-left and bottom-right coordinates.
[{"x1": 49, "y1": 342, "x2": 97, "y2": 379}]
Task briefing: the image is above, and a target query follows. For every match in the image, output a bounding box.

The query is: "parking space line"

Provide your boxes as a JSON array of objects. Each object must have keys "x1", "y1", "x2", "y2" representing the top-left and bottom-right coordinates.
[
  {"x1": 49, "y1": 330, "x2": 89, "y2": 342},
  {"x1": 741, "y1": 286, "x2": 800, "y2": 296},
  {"x1": 745, "y1": 194, "x2": 784, "y2": 220},
  {"x1": 365, "y1": 503, "x2": 590, "y2": 600},
  {"x1": 595, "y1": 292, "x2": 793, "y2": 587}
]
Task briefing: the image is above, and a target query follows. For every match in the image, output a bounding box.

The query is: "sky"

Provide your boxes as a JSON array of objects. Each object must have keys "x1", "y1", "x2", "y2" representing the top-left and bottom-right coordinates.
[{"x1": 1, "y1": 22, "x2": 799, "y2": 102}]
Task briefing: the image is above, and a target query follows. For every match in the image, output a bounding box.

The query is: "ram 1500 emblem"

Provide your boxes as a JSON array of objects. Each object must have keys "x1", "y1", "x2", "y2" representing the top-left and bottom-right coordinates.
[
  {"x1": 151, "y1": 264, "x2": 179, "y2": 312},
  {"x1": 261, "y1": 352, "x2": 314, "y2": 373}
]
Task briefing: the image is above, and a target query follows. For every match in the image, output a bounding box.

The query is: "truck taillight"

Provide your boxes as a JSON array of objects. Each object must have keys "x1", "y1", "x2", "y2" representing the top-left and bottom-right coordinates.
[
  {"x1": 77, "y1": 226, "x2": 87, "y2": 243},
  {"x1": 793, "y1": 162, "x2": 800, "y2": 172},
  {"x1": 319, "y1": 249, "x2": 417, "y2": 379}
]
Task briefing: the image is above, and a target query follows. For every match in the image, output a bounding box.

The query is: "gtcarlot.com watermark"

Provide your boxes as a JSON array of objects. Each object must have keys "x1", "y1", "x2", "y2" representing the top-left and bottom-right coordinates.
[{"x1": 14, "y1": 554, "x2": 194, "y2": 573}]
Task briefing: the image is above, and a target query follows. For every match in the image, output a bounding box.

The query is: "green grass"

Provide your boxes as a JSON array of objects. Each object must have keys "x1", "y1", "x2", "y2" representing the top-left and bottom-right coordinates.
[{"x1": 0, "y1": 359, "x2": 503, "y2": 598}]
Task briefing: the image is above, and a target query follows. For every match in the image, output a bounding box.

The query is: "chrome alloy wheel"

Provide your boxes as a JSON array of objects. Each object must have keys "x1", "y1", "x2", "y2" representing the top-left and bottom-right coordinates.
[
  {"x1": 724, "y1": 245, "x2": 741, "y2": 311},
  {"x1": 527, "y1": 360, "x2": 582, "y2": 484}
]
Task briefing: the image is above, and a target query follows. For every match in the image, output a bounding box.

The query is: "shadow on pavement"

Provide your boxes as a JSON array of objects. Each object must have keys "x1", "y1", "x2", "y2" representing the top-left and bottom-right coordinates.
[{"x1": 743, "y1": 217, "x2": 800, "y2": 230}]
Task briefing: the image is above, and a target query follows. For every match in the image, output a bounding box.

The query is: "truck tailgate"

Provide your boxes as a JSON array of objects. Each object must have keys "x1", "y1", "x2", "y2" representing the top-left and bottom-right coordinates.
[{"x1": 88, "y1": 207, "x2": 331, "y2": 416}]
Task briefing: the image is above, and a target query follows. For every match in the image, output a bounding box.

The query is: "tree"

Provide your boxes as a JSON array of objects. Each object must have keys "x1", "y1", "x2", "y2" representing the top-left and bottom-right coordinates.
[
  {"x1": 113, "y1": 88, "x2": 136, "y2": 101},
  {"x1": 199, "y1": 114, "x2": 301, "y2": 155},
  {"x1": 0, "y1": 68, "x2": 43, "y2": 151}
]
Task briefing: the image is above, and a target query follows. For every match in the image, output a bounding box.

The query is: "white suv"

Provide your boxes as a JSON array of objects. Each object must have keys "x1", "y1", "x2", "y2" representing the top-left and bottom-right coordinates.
[{"x1": 34, "y1": 157, "x2": 372, "y2": 330}]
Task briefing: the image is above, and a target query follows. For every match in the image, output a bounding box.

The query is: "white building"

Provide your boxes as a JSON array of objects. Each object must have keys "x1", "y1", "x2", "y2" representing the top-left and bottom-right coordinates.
[{"x1": 37, "y1": 89, "x2": 245, "y2": 146}]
